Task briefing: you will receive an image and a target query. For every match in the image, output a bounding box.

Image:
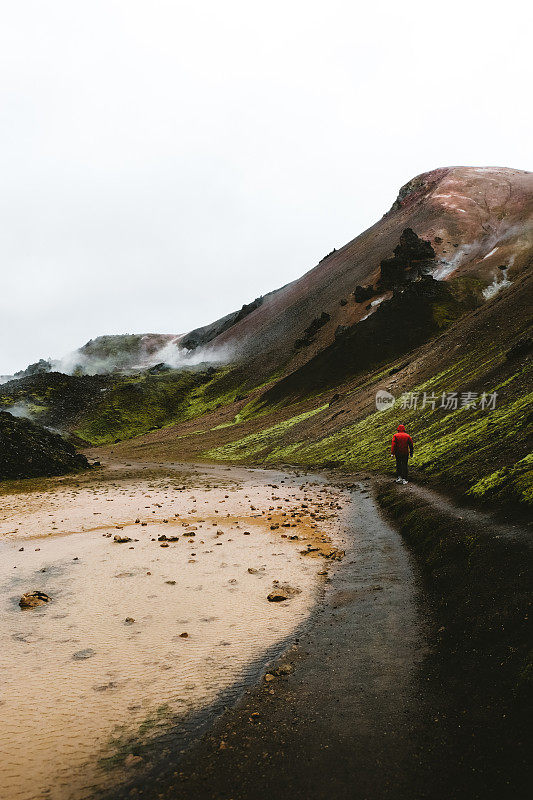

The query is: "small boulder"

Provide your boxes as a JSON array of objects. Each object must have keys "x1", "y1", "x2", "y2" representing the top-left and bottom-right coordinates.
[
  {"x1": 124, "y1": 754, "x2": 143, "y2": 768},
  {"x1": 19, "y1": 591, "x2": 51, "y2": 609},
  {"x1": 272, "y1": 663, "x2": 294, "y2": 676},
  {"x1": 73, "y1": 648, "x2": 96, "y2": 660},
  {"x1": 113, "y1": 534, "x2": 132, "y2": 544},
  {"x1": 267, "y1": 585, "x2": 301, "y2": 602}
]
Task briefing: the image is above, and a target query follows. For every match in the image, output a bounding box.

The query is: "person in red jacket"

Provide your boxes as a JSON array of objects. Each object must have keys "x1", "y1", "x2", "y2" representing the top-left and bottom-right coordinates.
[{"x1": 391, "y1": 424, "x2": 414, "y2": 484}]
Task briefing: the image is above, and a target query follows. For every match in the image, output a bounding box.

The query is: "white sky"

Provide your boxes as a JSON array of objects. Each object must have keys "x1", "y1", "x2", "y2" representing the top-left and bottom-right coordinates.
[{"x1": 0, "y1": 0, "x2": 531, "y2": 374}]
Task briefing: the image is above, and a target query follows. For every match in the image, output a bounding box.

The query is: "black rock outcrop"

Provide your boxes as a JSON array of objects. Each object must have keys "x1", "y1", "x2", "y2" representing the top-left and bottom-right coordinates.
[
  {"x1": 0, "y1": 411, "x2": 89, "y2": 479},
  {"x1": 378, "y1": 228, "x2": 436, "y2": 289}
]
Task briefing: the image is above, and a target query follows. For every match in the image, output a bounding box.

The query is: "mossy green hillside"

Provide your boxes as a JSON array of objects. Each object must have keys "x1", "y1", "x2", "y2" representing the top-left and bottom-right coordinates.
[
  {"x1": 74, "y1": 367, "x2": 257, "y2": 445},
  {"x1": 205, "y1": 405, "x2": 327, "y2": 462},
  {"x1": 468, "y1": 454, "x2": 533, "y2": 506},
  {"x1": 205, "y1": 352, "x2": 532, "y2": 505}
]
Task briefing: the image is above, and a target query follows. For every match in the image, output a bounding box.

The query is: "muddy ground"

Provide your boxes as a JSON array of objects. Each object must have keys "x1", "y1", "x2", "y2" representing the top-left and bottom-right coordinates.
[
  {"x1": 1, "y1": 461, "x2": 530, "y2": 800},
  {"x1": 104, "y1": 474, "x2": 531, "y2": 800},
  {"x1": 0, "y1": 461, "x2": 346, "y2": 800}
]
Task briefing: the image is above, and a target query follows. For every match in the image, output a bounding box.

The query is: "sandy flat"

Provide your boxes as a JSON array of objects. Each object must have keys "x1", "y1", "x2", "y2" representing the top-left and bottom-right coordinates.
[{"x1": 0, "y1": 462, "x2": 347, "y2": 800}]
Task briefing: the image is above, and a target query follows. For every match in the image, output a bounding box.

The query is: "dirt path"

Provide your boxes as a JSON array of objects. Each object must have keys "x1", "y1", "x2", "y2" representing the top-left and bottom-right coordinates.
[{"x1": 405, "y1": 481, "x2": 532, "y2": 542}]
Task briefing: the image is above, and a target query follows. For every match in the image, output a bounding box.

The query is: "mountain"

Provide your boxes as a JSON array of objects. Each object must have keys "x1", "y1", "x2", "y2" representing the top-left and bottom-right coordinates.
[
  {"x1": 183, "y1": 166, "x2": 532, "y2": 377},
  {"x1": 1, "y1": 165, "x2": 531, "y2": 495}
]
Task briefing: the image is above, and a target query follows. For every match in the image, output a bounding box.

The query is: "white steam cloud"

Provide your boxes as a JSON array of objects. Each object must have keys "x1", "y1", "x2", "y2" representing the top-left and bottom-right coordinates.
[
  {"x1": 1, "y1": 401, "x2": 35, "y2": 419},
  {"x1": 482, "y1": 268, "x2": 512, "y2": 300},
  {"x1": 56, "y1": 336, "x2": 234, "y2": 377},
  {"x1": 432, "y1": 222, "x2": 532, "y2": 282}
]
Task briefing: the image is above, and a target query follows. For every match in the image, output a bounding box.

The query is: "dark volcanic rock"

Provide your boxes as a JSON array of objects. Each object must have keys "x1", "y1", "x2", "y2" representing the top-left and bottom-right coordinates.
[
  {"x1": 505, "y1": 336, "x2": 532, "y2": 360},
  {"x1": 0, "y1": 371, "x2": 108, "y2": 429},
  {"x1": 0, "y1": 411, "x2": 89, "y2": 480},
  {"x1": 378, "y1": 228, "x2": 436, "y2": 289},
  {"x1": 294, "y1": 312, "x2": 331, "y2": 349},
  {"x1": 14, "y1": 359, "x2": 52, "y2": 379},
  {"x1": 260, "y1": 276, "x2": 461, "y2": 402},
  {"x1": 353, "y1": 285, "x2": 376, "y2": 303},
  {"x1": 267, "y1": 585, "x2": 301, "y2": 602}
]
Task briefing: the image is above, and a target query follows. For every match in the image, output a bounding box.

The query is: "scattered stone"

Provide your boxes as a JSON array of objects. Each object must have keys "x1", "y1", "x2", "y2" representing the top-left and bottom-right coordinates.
[
  {"x1": 272, "y1": 663, "x2": 294, "y2": 676},
  {"x1": 73, "y1": 648, "x2": 96, "y2": 660},
  {"x1": 124, "y1": 617, "x2": 135, "y2": 625},
  {"x1": 113, "y1": 534, "x2": 132, "y2": 544},
  {"x1": 19, "y1": 591, "x2": 51, "y2": 609},
  {"x1": 267, "y1": 585, "x2": 301, "y2": 602},
  {"x1": 179, "y1": 632, "x2": 189, "y2": 638},
  {"x1": 165, "y1": 580, "x2": 176, "y2": 585},
  {"x1": 93, "y1": 681, "x2": 117, "y2": 692},
  {"x1": 124, "y1": 754, "x2": 143, "y2": 768}
]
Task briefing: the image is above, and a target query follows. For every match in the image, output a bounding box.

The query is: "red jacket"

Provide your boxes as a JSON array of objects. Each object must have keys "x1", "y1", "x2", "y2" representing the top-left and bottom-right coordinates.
[{"x1": 391, "y1": 425, "x2": 414, "y2": 457}]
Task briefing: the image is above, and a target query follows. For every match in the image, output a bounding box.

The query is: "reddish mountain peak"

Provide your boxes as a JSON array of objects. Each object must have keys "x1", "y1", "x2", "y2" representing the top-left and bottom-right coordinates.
[
  {"x1": 200, "y1": 166, "x2": 532, "y2": 378},
  {"x1": 389, "y1": 167, "x2": 451, "y2": 212}
]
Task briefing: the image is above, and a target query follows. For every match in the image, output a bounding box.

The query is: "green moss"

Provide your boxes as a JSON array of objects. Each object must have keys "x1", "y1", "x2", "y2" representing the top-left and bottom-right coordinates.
[
  {"x1": 208, "y1": 345, "x2": 531, "y2": 504},
  {"x1": 467, "y1": 455, "x2": 533, "y2": 506},
  {"x1": 74, "y1": 368, "x2": 256, "y2": 445},
  {"x1": 74, "y1": 372, "x2": 198, "y2": 444},
  {"x1": 432, "y1": 276, "x2": 483, "y2": 327},
  {"x1": 205, "y1": 405, "x2": 328, "y2": 461}
]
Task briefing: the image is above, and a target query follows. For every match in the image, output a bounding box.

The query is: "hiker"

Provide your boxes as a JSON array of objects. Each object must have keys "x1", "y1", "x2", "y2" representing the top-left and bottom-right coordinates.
[{"x1": 391, "y1": 424, "x2": 414, "y2": 484}]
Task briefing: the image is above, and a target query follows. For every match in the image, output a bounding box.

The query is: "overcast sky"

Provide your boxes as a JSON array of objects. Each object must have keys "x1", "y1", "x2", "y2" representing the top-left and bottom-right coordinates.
[{"x1": 0, "y1": 0, "x2": 530, "y2": 374}]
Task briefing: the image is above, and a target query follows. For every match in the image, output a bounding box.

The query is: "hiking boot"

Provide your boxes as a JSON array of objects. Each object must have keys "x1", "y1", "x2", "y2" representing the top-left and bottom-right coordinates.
[
  {"x1": 402, "y1": 479, "x2": 408, "y2": 484},
  {"x1": 395, "y1": 477, "x2": 402, "y2": 483}
]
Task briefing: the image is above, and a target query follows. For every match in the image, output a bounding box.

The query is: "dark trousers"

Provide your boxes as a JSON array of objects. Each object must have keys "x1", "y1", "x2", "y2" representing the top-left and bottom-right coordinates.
[{"x1": 395, "y1": 455, "x2": 409, "y2": 479}]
